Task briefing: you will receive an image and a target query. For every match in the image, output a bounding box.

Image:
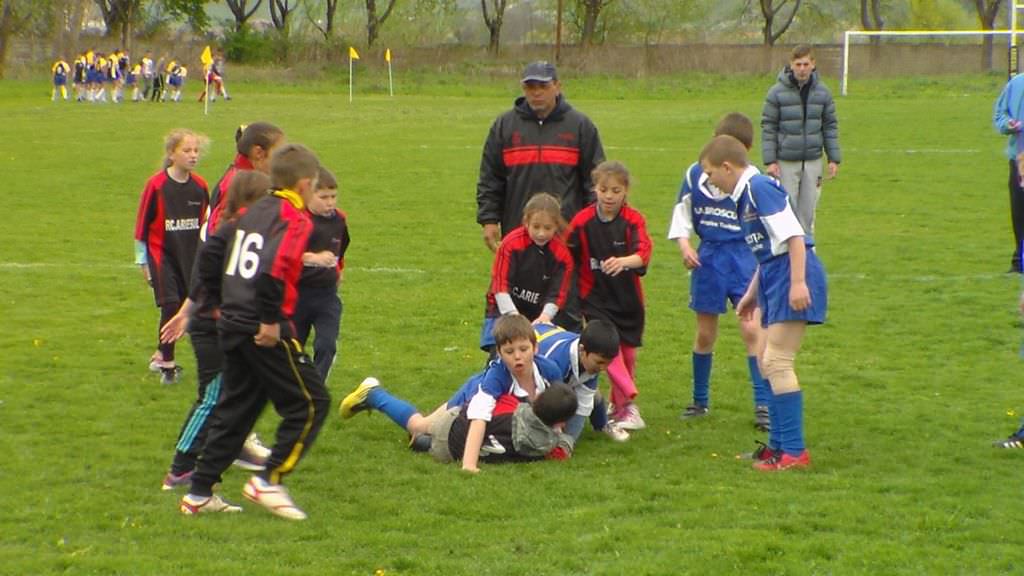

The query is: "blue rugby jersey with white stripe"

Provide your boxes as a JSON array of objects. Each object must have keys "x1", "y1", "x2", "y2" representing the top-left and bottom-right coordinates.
[
  {"x1": 729, "y1": 166, "x2": 811, "y2": 263},
  {"x1": 668, "y1": 161, "x2": 746, "y2": 245}
]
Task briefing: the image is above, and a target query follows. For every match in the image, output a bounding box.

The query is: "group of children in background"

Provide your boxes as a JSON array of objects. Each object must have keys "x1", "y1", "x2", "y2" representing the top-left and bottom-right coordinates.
[
  {"x1": 53, "y1": 49, "x2": 228, "y2": 103},
  {"x1": 133, "y1": 108, "x2": 828, "y2": 519}
]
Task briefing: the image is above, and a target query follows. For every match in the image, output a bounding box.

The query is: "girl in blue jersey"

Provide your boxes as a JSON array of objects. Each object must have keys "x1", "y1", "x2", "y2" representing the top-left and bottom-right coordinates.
[
  {"x1": 669, "y1": 113, "x2": 771, "y2": 430},
  {"x1": 700, "y1": 135, "x2": 827, "y2": 472}
]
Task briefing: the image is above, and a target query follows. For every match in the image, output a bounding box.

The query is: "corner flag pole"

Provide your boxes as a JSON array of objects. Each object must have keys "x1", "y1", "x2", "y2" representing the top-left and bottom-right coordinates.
[
  {"x1": 385, "y1": 48, "x2": 393, "y2": 97},
  {"x1": 348, "y1": 46, "x2": 360, "y2": 103},
  {"x1": 200, "y1": 45, "x2": 213, "y2": 115}
]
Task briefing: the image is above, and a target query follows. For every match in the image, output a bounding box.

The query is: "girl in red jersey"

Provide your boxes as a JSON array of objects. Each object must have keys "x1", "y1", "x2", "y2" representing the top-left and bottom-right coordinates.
[
  {"x1": 204, "y1": 122, "x2": 285, "y2": 237},
  {"x1": 479, "y1": 193, "x2": 574, "y2": 357},
  {"x1": 566, "y1": 161, "x2": 653, "y2": 431},
  {"x1": 134, "y1": 129, "x2": 210, "y2": 384}
]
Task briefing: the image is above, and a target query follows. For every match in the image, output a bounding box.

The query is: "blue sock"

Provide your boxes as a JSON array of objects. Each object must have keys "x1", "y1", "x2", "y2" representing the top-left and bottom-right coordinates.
[
  {"x1": 367, "y1": 388, "x2": 417, "y2": 430},
  {"x1": 768, "y1": 393, "x2": 782, "y2": 450},
  {"x1": 773, "y1": 390, "x2": 804, "y2": 456},
  {"x1": 748, "y1": 356, "x2": 772, "y2": 407},
  {"x1": 692, "y1": 352, "x2": 712, "y2": 407}
]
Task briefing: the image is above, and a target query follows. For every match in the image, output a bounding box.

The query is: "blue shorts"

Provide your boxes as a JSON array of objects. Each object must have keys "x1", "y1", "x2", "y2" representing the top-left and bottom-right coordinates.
[
  {"x1": 757, "y1": 249, "x2": 827, "y2": 326},
  {"x1": 478, "y1": 316, "x2": 498, "y2": 350},
  {"x1": 86, "y1": 70, "x2": 99, "y2": 83},
  {"x1": 169, "y1": 76, "x2": 182, "y2": 87},
  {"x1": 689, "y1": 241, "x2": 757, "y2": 314},
  {"x1": 446, "y1": 372, "x2": 485, "y2": 409},
  {"x1": 54, "y1": 76, "x2": 67, "y2": 86}
]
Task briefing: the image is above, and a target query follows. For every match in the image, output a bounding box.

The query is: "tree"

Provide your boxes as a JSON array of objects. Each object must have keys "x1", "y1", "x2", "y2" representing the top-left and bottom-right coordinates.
[
  {"x1": 364, "y1": 0, "x2": 398, "y2": 47},
  {"x1": 759, "y1": 0, "x2": 801, "y2": 46},
  {"x1": 578, "y1": 0, "x2": 613, "y2": 46},
  {"x1": 481, "y1": 0, "x2": 508, "y2": 55},
  {"x1": 269, "y1": 0, "x2": 296, "y2": 31},
  {"x1": 0, "y1": 0, "x2": 20, "y2": 79},
  {"x1": 160, "y1": 0, "x2": 210, "y2": 32},
  {"x1": 860, "y1": 0, "x2": 883, "y2": 31},
  {"x1": 95, "y1": 0, "x2": 142, "y2": 47},
  {"x1": 225, "y1": 0, "x2": 262, "y2": 31},
  {"x1": 975, "y1": 0, "x2": 1003, "y2": 71},
  {"x1": 303, "y1": 0, "x2": 340, "y2": 39}
]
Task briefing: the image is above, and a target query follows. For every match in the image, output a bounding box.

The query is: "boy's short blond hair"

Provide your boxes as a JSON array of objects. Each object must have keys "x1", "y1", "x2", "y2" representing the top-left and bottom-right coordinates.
[
  {"x1": 491, "y1": 314, "x2": 536, "y2": 347},
  {"x1": 270, "y1": 143, "x2": 320, "y2": 190},
  {"x1": 700, "y1": 135, "x2": 749, "y2": 168},
  {"x1": 714, "y1": 113, "x2": 754, "y2": 150}
]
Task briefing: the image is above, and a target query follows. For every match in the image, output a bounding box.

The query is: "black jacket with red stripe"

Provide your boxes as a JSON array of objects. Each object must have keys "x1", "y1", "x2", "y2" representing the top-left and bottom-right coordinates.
[
  {"x1": 566, "y1": 204, "x2": 653, "y2": 347},
  {"x1": 477, "y1": 95, "x2": 605, "y2": 235},
  {"x1": 485, "y1": 225, "x2": 573, "y2": 320},
  {"x1": 218, "y1": 190, "x2": 312, "y2": 348}
]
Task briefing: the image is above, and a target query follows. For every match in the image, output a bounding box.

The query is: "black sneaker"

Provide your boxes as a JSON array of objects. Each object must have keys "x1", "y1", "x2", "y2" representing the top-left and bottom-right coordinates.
[
  {"x1": 160, "y1": 365, "x2": 183, "y2": 385},
  {"x1": 679, "y1": 404, "x2": 709, "y2": 419},
  {"x1": 993, "y1": 433, "x2": 1024, "y2": 448},
  {"x1": 738, "y1": 440, "x2": 779, "y2": 461},
  {"x1": 754, "y1": 405, "x2": 770, "y2": 432}
]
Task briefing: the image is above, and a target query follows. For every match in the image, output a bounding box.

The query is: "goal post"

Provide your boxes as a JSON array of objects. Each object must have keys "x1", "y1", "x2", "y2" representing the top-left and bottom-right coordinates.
[{"x1": 841, "y1": 30, "x2": 1018, "y2": 96}]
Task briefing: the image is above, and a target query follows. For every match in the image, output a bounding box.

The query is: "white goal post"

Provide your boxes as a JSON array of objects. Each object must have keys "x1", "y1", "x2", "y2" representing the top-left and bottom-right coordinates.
[{"x1": 841, "y1": 30, "x2": 1019, "y2": 96}]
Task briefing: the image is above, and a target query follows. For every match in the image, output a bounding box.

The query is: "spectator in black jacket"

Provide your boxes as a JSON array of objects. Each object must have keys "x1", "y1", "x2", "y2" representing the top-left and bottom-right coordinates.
[{"x1": 476, "y1": 61, "x2": 605, "y2": 253}]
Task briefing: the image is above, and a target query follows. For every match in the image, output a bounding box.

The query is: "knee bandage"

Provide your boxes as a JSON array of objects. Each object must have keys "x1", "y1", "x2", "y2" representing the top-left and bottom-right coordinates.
[{"x1": 761, "y1": 345, "x2": 800, "y2": 394}]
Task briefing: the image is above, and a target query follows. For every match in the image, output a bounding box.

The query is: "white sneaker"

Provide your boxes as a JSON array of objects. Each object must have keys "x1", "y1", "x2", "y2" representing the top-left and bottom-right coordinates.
[
  {"x1": 242, "y1": 475, "x2": 307, "y2": 520},
  {"x1": 179, "y1": 493, "x2": 242, "y2": 515},
  {"x1": 233, "y1": 432, "x2": 271, "y2": 471},
  {"x1": 614, "y1": 403, "x2": 647, "y2": 431},
  {"x1": 602, "y1": 422, "x2": 630, "y2": 442}
]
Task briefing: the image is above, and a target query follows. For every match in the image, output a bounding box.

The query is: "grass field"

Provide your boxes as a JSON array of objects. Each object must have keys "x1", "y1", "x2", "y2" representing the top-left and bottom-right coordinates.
[{"x1": 1, "y1": 70, "x2": 1023, "y2": 575}]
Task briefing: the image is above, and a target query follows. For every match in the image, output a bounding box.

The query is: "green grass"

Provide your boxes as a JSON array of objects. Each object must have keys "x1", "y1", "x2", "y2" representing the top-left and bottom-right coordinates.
[{"x1": 1, "y1": 71, "x2": 1023, "y2": 575}]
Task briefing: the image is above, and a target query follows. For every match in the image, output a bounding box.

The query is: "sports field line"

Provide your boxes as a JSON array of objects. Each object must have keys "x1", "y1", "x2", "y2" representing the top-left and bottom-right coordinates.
[
  {"x1": 415, "y1": 144, "x2": 980, "y2": 155},
  {"x1": 0, "y1": 262, "x2": 426, "y2": 274}
]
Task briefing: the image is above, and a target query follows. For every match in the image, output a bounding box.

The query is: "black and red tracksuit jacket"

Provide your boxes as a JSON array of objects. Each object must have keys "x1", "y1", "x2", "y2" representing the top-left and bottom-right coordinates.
[
  {"x1": 134, "y1": 170, "x2": 209, "y2": 306},
  {"x1": 484, "y1": 225, "x2": 573, "y2": 320},
  {"x1": 205, "y1": 154, "x2": 255, "y2": 238},
  {"x1": 476, "y1": 95, "x2": 605, "y2": 235},
  {"x1": 217, "y1": 190, "x2": 312, "y2": 349}
]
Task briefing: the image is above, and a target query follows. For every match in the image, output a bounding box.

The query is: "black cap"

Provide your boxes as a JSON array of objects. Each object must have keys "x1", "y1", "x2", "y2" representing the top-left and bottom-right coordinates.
[{"x1": 521, "y1": 61, "x2": 557, "y2": 83}]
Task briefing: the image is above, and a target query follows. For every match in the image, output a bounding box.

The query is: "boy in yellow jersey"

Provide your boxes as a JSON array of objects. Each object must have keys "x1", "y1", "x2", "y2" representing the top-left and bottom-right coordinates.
[{"x1": 51, "y1": 58, "x2": 70, "y2": 101}]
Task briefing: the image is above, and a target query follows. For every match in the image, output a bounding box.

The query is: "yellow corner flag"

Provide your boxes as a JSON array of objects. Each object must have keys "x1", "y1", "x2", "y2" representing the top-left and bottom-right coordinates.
[
  {"x1": 349, "y1": 46, "x2": 360, "y2": 60},
  {"x1": 385, "y1": 48, "x2": 391, "y2": 62},
  {"x1": 200, "y1": 45, "x2": 213, "y2": 67}
]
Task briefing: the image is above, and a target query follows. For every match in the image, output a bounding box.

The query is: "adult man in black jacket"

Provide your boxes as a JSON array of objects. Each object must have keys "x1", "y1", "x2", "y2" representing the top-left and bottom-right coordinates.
[{"x1": 476, "y1": 61, "x2": 605, "y2": 252}]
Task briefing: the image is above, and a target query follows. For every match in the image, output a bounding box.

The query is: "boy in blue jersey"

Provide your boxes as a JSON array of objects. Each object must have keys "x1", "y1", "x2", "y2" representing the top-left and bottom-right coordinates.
[
  {"x1": 340, "y1": 314, "x2": 566, "y2": 472},
  {"x1": 669, "y1": 113, "x2": 772, "y2": 431},
  {"x1": 700, "y1": 135, "x2": 827, "y2": 472},
  {"x1": 534, "y1": 320, "x2": 628, "y2": 442}
]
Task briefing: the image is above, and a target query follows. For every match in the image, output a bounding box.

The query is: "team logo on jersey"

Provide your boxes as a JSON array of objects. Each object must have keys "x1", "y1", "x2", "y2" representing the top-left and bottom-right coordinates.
[
  {"x1": 741, "y1": 205, "x2": 758, "y2": 223},
  {"x1": 511, "y1": 131, "x2": 522, "y2": 147},
  {"x1": 557, "y1": 132, "x2": 575, "y2": 143},
  {"x1": 165, "y1": 217, "x2": 201, "y2": 232}
]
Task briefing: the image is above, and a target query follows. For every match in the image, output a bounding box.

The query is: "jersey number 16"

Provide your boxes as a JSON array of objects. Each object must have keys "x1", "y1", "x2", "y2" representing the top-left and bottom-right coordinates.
[{"x1": 225, "y1": 230, "x2": 264, "y2": 279}]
